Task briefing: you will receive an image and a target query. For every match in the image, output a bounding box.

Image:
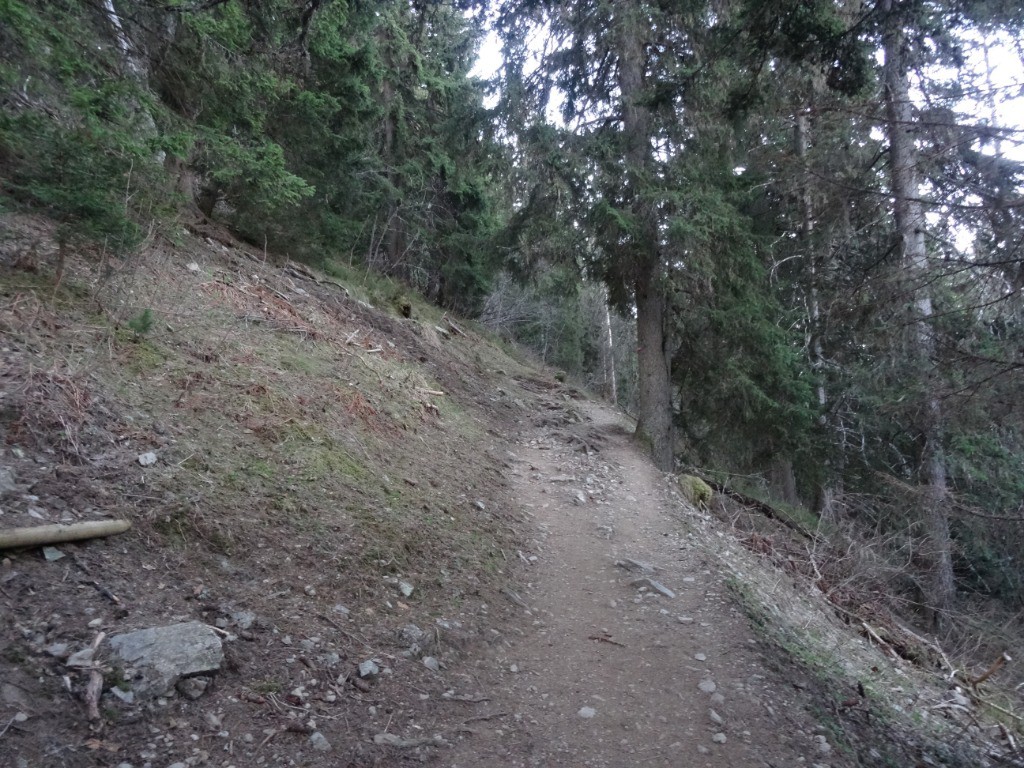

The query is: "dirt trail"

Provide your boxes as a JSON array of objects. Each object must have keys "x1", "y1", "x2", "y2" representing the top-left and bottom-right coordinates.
[{"x1": 447, "y1": 400, "x2": 844, "y2": 768}]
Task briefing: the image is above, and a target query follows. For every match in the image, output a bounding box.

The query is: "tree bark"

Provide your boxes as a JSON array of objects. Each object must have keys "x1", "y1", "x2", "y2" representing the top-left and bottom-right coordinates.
[
  {"x1": 601, "y1": 286, "x2": 618, "y2": 404},
  {"x1": 795, "y1": 105, "x2": 843, "y2": 516},
  {"x1": 635, "y1": 269, "x2": 674, "y2": 470},
  {"x1": 882, "y1": 0, "x2": 954, "y2": 628},
  {"x1": 614, "y1": 5, "x2": 674, "y2": 471}
]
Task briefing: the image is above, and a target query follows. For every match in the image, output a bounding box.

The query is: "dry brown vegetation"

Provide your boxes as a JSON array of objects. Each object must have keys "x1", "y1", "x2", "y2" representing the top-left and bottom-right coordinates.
[{"x1": 0, "y1": 213, "x2": 560, "y2": 767}]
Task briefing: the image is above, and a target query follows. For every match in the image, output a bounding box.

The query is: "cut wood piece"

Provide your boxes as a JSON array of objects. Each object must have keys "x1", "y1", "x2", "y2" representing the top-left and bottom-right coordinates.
[
  {"x1": 0, "y1": 520, "x2": 131, "y2": 550},
  {"x1": 443, "y1": 316, "x2": 466, "y2": 336}
]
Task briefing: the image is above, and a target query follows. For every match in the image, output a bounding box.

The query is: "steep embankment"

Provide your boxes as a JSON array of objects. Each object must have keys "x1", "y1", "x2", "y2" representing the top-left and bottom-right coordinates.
[
  {"x1": 0, "y1": 214, "x2": 545, "y2": 766},
  {"x1": 0, "y1": 215, "x2": 1018, "y2": 768}
]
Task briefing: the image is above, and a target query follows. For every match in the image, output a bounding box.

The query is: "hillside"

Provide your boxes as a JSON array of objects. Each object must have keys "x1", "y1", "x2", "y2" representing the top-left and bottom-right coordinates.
[{"x1": 2, "y1": 216, "x2": 1023, "y2": 767}]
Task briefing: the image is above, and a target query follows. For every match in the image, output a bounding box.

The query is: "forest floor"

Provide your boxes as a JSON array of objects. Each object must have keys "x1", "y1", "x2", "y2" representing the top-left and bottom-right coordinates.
[{"x1": 0, "y1": 213, "x2": 1020, "y2": 768}]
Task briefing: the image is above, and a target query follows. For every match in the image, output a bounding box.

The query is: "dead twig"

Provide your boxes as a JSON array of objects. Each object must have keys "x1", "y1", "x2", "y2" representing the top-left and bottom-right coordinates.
[
  {"x1": 460, "y1": 711, "x2": 509, "y2": 725},
  {"x1": 861, "y1": 622, "x2": 901, "y2": 662},
  {"x1": 589, "y1": 634, "x2": 627, "y2": 648},
  {"x1": 974, "y1": 696, "x2": 1024, "y2": 725},
  {"x1": 83, "y1": 632, "x2": 107, "y2": 721},
  {"x1": 80, "y1": 579, "x2": 122, "y2": 605}
]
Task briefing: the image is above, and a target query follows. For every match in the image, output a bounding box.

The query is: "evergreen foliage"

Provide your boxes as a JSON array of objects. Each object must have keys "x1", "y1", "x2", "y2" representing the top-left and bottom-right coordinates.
[{"x1": 2, "y1": 0, "x2": 501, "y2": 311}]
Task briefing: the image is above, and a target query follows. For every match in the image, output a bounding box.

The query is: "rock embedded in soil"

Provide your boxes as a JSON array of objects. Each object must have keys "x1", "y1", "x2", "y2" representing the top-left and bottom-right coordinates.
[
  {"x1": 175, "y1": 676, "x2": 211, "y2": 700},
  {"x1": 698, "y1": 679, "x2": 717, "y2": 694},
  {"x1": 230, "y1": 610, "x2": 256, "y2": 630},
  {"x1": 107, "y1": 622, "x2": 223, "y2": 697},
  {"x1": 0, "y1": 466, "x2": 17, "y2": 493},
  {"x1": 578, "y1": 706, "x2": 597, "y2": 719},
  {"x1": 310, "y1": 731, "x2": 332, "y2": 751}
]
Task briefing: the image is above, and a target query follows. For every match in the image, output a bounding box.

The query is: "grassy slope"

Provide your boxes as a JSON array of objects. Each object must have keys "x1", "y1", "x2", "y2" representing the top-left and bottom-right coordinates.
[{"x1": 0, "y1": 214, "x2": 552, "y2": 766}]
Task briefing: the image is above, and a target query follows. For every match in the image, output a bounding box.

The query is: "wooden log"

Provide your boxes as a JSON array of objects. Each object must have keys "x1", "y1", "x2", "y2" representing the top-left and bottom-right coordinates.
[{"x1": 0, "y1": 520, "x2": 131, "y2": 550}]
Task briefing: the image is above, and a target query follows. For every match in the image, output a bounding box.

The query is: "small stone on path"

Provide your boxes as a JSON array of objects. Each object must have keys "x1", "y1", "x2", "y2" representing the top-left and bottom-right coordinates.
[
  {"x1": 310, "y1": 731, "x2": 332, "y2": 751},
  {"x1": 578, "y1": 706, "x2": 597, "y2": 719},
  {"x1": 712, "y1": 732, "x2": 727, "y2": 744},
  {"x1": 698, "y1": 679, "x2": 717, "y2": 694},
  {"x1": 615, "y1": 558, "x2": 656, "y2": 573}
]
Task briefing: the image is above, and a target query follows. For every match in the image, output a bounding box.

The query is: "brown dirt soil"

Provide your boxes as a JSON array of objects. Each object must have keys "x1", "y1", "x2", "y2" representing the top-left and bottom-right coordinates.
[
  {"x1": 0, "y1": 214, "x2": 1019, "y2": 768},
  {"x1": 445, "y1": 400, "x2": 843, "y2": 767}
]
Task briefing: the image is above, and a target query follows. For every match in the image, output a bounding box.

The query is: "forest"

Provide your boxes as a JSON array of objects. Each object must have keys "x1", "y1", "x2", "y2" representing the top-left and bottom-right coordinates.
[{"x1": 2, "y1": 0, "x2": 1024, "y2": 638}]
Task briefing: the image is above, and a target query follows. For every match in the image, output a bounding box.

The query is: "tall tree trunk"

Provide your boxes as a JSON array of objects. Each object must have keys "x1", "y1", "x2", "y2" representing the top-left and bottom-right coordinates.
[
  {"x1": 601, "y1": 286, "x2": 618, "y2": 404},
  {"x1": 615, "y1": 6, "x2": 674, "y2": 471},
  {"x1": 882, "y1": 0, "x2": 954, "y2": 628},
  {"x1": 635, "y1": 268, "x2": 674, "y2": 470},
  {"x1": 796, "y1": 106, "x2": 842, "y2": 516}
]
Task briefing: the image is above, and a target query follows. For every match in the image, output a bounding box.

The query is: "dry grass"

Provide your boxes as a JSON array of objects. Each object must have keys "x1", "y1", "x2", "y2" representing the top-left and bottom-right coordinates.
[{"x1": 698, "y1": 485, "x2": 1024, "y2": 766}]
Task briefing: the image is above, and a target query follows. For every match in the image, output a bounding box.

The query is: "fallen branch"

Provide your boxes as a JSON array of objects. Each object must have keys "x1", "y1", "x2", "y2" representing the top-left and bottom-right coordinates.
[
  {"x1": 85, "y1": 670, "x2": 103, "y2": 721},
  {"x1": 83, "y1": 632, "x2": 106, "y2": 721},
  {"x1": 0, "y1": 520, "x2": 131, "y2": 550},
  {"x1": 972, "y1": 652, "x2": 1012, "y2": 687},
  {"x1": 500, "y1": 586, "x2": 529, "y2": 610},
  {"x1": 443, "y1": 315, "x2": 466, "y2": 337},
  {"x1": 706, "y1": 482, "x2": 813, "y2": 539},
  {"x1": 461, "y1": 711, "x2": 509, "y2": 724},
  {"x1": 861, "y1": 622, "x2": 901, "y2": 661},
  {"x1": 974, "y1": 695, "x2": 1024, "y2": 725}
]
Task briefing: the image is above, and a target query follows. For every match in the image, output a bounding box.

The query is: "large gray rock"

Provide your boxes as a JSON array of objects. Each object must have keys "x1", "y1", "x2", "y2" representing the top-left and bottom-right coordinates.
[{"x1": 108, "y1": 622, "x2": 223, "y2": 697}]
